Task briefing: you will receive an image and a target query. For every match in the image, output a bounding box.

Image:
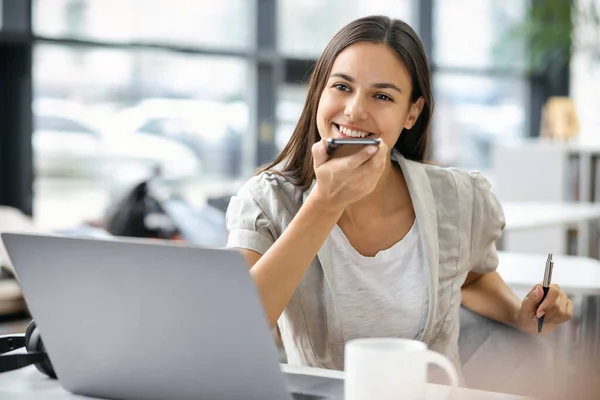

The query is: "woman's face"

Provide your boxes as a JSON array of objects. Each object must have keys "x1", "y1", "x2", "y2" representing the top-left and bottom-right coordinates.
[{"x1": 316, "y1": 41, "x2": 423, "y2": 151}]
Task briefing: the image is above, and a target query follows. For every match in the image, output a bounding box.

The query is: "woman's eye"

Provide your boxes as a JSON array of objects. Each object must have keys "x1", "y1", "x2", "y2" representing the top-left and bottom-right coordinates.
[
  {"x1": 334, "y1": 83, "x2": 350, "y2": 92},
  {"x1": 375, "y1": 93, "x2": 393, "y2": 101}
]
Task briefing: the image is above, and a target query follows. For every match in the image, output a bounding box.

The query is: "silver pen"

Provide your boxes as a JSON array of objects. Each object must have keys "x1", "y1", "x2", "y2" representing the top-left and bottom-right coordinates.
[{"x1": 537, "y1": 253, "x2": 553, "y2": 334}]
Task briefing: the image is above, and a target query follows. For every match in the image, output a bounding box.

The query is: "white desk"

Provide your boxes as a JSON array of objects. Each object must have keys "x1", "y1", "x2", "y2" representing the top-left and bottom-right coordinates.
[
  {"x1": 500, "y1": 202, "x2": 600, "y2": 256},
  {"x1": 0, "y1": 364, "x2": 531, "y2": 400},
  {"x1": 497, "y1": 251, "x2": 600, "y2": 296},
  {"x1": 502, "y1": 202, "x2": 600, "y2": 231}
]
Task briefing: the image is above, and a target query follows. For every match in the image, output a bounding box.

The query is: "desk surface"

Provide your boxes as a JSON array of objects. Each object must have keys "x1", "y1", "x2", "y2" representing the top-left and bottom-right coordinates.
[
  {"x1": 0, "y1": 364, "x2": 530, "y2": 400},
  {"x1": 502, "y1": 202, "x2": 600, "y2": 231},
  {"x1": 497, "y1": 251, "x2": 600, "y2": 295}
]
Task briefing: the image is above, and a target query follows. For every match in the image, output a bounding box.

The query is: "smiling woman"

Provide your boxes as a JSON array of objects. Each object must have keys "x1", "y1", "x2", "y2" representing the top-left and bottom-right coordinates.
[
  {"x1": 317, "y1": 43, "x2": 424, "y2": 145},
  {"x1": 265, "y1": 18, "x2": 432, "y2": 191},
  {"x1": 225, "y1": 15, "x2": 573, "y2": 395}
]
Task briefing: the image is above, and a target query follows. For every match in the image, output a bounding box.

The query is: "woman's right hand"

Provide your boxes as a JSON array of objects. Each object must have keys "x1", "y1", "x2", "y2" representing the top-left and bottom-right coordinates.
[{"x1": 310, "y1": 137, "x2": 388, "y2": 211}]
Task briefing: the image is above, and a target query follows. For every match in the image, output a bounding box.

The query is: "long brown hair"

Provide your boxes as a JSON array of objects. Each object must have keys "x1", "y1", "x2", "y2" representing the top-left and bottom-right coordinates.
[{"x1": 262, "y1": 15, "x2": 433, "y2": 190}]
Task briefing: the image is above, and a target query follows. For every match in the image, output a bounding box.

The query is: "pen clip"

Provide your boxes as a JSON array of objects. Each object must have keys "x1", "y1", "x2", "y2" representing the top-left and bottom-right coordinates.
[{"x1": 543, "y1": 253, "x2": 553, "y2": 287}]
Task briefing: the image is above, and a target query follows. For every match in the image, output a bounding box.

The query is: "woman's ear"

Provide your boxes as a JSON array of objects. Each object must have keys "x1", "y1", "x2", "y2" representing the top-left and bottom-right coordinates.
[{"x1": 403, "y1": 97, "x2": 425, "y2": 130}]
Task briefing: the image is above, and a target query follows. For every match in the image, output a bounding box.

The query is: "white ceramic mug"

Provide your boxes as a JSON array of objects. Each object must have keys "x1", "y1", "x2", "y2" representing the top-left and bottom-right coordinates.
[{"x1": 344, "y1": 338, "x2": 459, "y2": 400}]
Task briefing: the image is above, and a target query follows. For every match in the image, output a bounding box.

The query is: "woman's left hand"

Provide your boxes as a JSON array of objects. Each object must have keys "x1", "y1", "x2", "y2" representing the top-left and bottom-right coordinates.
[{"x1": 514, "y1": 284, "x2": 573, "y2": 335}]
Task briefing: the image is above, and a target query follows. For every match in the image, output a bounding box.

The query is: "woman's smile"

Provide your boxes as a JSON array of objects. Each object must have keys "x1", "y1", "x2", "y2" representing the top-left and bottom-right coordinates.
[{"x1": 333, "y1": 123, "x2": 376, "y2": 138}]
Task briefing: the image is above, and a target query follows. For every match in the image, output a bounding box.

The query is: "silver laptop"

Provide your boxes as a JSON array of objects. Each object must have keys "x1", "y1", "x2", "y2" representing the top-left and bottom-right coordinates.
[{"x1": 1, "y1": 232, "x2": 343, "y2": 400}]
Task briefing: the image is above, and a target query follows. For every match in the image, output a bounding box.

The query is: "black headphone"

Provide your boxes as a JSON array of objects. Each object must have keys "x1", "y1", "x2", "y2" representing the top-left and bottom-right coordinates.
[{"x1": 0, "y1": 319, "x2": 56, "y2": 378}]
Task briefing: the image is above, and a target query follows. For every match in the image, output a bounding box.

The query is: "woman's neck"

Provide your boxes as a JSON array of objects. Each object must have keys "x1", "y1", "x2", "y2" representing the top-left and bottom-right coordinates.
[{"x1": 340, "y1": 155, "x2": 412, "y2": 226}]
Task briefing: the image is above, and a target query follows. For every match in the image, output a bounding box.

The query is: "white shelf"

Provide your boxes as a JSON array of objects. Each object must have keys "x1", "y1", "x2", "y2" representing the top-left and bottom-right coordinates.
[{"x1": 492, "y1": 138, "x2": 600, "y2": 257}]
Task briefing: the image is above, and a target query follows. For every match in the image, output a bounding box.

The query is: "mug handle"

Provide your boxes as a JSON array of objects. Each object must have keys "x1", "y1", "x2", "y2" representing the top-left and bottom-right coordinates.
[{"x1": 425, "y1": 350, "x2": 459, "y2": 399}]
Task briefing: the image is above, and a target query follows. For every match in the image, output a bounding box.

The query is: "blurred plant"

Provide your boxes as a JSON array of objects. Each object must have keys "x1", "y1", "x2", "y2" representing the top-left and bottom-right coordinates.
[{"x1": 498, "y1": 0, "x2": 600, "y2": 74}]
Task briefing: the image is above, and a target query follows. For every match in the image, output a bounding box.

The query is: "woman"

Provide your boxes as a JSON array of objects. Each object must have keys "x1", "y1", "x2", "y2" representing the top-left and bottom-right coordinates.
[{"x1": 225, "y1": 15, "x2": 572, "y2": 383}]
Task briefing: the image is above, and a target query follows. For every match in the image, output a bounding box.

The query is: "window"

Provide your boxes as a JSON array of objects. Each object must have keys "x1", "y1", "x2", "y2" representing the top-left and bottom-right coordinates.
[
  {"x1": 433, "y1": 0, "x2": 527, "y2": 70},
  {"x1": 571, "y1": 2, "x2": 600, "y2": 143},
  {"x1": 279, "y1": 0, "x2": 415, "y2": 57},
  {"x1": 33, "y1": 43, "x2": 249, "y2": 230},
  {"x1": 33, "y1": 0, "x2": 254, "y2": 50},
  {"x1": 276, "y1": 84, "x2": 307, "y2": 151},
  {"x1": 432, "y1": 73, "x2": 528, "y2": 169},
  {"x1": 431, "y1": 0, "x2": 529, "y2": 170}
]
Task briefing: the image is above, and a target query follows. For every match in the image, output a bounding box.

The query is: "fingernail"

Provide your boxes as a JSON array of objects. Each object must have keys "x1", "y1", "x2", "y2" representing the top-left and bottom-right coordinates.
[
  {"x1": 537, "y1": 311, "x2": 545, "y2": 318},
  {"x1": 366, "y1": 146, "x2": 377, "y2": 155}
]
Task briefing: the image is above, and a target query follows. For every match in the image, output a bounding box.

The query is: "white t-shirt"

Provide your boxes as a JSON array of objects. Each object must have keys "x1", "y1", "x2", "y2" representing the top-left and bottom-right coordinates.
[
  {"x1": 226, "y1": 150, "x2": 505, "y2": 374},
  {"x1": 329, "y1": 219, "x2": 429, "y2": 342}
]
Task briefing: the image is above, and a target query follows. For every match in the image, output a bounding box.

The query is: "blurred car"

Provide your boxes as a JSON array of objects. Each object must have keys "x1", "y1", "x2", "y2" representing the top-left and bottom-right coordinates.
[
  {"x1": 32, "y1": 98, "x2": 201, "y2": 180},
  {"x1": 109, "y1": 98, "x2": 247, "y2": 178},
  {"x1": 33, "y1": 99, "x2": 106, "y2": 178}
]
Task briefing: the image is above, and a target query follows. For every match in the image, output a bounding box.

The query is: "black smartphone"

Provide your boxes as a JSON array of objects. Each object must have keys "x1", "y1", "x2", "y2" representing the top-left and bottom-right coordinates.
[{"x1": 326, "y1": 138, "x2": 380, "y2": 157}]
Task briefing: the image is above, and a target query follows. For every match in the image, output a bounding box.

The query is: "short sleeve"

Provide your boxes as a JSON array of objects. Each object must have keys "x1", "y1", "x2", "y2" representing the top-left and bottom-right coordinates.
[
  {"x1": 225, "y1": 175, "x2": 279, "y2": 255},
  {"x1": 469, "y1": 172, "x2": 506, "y2": 274}
]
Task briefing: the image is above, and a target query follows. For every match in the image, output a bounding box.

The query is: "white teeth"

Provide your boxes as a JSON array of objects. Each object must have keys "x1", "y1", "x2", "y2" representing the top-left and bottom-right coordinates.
[{"x1": 338, "y1": 125, "x2": 369, "y2": 138}]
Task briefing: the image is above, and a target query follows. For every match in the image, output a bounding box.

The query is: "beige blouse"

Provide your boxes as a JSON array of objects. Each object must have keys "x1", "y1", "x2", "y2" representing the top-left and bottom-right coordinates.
[{"x1": 225, "y1": 149, "x2": 506, "y2": 380}]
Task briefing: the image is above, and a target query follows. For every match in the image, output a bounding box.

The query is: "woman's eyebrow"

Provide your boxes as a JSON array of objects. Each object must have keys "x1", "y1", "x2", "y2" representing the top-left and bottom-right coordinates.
[
  {"x1": 330, "y1": 72, "x2": 355, "y2": 82},
  {"x1": 372, "y1": 82, "x2": 402, "y2": 94},
  {"x1": 329, "y1": 72, "x2": 403, "y2": 94}
]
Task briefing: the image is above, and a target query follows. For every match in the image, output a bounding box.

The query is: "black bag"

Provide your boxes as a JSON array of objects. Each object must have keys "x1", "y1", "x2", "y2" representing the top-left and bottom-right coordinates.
[{"x1": 103, "y1": 180, "x2": 178, "y2": 240}]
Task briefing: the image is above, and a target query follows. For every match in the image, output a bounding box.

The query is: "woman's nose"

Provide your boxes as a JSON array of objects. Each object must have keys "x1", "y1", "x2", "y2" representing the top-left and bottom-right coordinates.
[{"x1": 344, "y1": 95, "x2": 368, "y2": 121}]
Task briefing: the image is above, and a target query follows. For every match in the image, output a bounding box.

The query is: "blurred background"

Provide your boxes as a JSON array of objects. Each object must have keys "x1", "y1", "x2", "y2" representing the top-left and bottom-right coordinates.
[
  {"x1": 1, "y1": 0, "x2": 596, "y2": 232},
  {"x1": 2, "y1": 2, "x2": 600, "y2": 396}
]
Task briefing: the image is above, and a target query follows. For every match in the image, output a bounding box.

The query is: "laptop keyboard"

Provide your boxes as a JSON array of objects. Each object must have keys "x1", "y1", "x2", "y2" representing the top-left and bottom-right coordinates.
[{"x1": 285, "y1": 372, "x2": 343, "y2": 400}]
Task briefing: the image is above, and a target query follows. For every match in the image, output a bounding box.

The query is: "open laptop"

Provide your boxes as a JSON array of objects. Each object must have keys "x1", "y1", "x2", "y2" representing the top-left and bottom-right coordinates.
[{"x1": 1, "y1": 232, "x2": 343, "y2": 400}]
